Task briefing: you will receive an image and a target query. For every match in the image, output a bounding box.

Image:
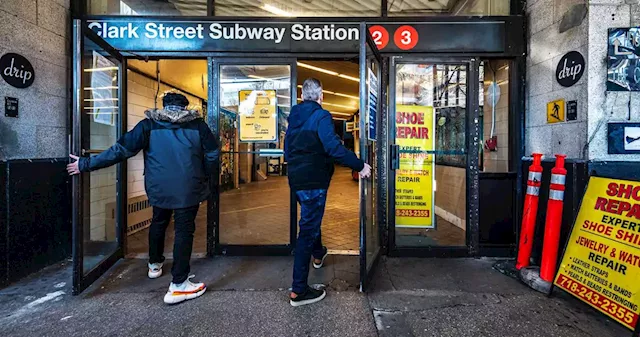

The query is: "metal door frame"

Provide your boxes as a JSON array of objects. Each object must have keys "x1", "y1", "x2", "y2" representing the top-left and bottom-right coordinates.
[
  {"x1": 387, "y1": 56, "x2": 481, "y2": 257},
  {"x1": 209, "y1": 57, "x2": 298, "y2": 256},
  {"x1": 71, "y1": 20, "x2": 127, "y2": 295},
  {"x1": 359, "y1": 22, "x2": 385, "y2": 291}
]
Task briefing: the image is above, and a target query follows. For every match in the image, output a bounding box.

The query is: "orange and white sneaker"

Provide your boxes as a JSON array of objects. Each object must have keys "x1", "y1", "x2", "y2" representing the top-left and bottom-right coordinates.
[
  {"x1": 148, "y1": 262, "x2": 163, "y2": 279},
  {"x1": 163, "y1": 275, "x2": 206, "y2": 305}
]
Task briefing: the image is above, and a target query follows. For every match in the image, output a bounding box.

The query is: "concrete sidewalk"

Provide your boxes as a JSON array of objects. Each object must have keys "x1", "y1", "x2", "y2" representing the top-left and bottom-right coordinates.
[{"x1": 0, "y1": 257, "x2": 631, "y2": 337}]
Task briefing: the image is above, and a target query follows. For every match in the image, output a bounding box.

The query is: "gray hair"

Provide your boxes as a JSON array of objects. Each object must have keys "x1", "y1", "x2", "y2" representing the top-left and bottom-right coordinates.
[{"x1": 301, "y1": 78, "x2": 322, "y2": 101}]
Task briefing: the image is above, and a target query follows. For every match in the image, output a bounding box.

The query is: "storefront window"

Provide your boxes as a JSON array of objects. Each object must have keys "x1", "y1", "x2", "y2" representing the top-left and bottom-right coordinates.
[
  {"x1": 86, "y1": 0, "x2": 207, "y2": 16},
  {"x1": 479, "y1": 60, "x2": 510, "y2": 173},
  {"x1": 214, "y1": 0, "x2": 380, "y2": 17},
  {"x1": 394, "y1": 63, "x2": 467, "y2": 248},
  {"x1": 388, "y1": 0, "x2": 509, "y2": 16}
]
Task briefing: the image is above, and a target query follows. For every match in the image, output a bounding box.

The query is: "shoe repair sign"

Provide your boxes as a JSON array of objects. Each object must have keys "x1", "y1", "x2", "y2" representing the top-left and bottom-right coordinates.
[{"x1": 554, "y1": 177, "x2": 640, "y2": 330}]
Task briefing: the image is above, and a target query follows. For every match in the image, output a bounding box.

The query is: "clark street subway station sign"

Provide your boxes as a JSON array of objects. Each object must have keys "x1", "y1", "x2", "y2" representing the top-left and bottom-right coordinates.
[{"x1": 86, "y1": 19, "x2": 515, "y2": 54}]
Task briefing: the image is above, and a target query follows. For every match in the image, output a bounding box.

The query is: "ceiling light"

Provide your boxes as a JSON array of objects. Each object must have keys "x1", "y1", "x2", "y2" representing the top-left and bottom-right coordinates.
[
  {"x1": 297, "y1": 62, "x2": 360, "y2": 83},
  {"x1": 84, "y1": 66, "x2": 118, "y2": 72},
  {"x1": 297, "y1": 62, "x2": 339, "y2": 76},
  {"x1": 262, "y1": 4, "x2": 294, "y2": 17},
  {"x1": 339, "y1": 74, "x2": 360, "y2": 82},
  {"x1": 330, "y1": 111, "x2": 352, "y2": 116},
  {"x1": 84, "y1": 86, "x2": 118, "y2": 90}
]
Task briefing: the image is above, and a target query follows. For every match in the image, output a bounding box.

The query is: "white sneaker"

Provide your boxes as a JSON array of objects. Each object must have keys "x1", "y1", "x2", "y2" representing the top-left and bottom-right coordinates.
[
  {"x1": 148, "y1": 262, "x2": 163, "y2": 279},
  {"x1": 163, "y1": 275, "x2": 206, "y2": 305}
]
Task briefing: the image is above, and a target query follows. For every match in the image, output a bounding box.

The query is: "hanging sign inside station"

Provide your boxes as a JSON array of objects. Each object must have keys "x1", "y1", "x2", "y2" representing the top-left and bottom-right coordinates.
[
  {"x1": 546, "y1": 99, "x2": 565, "y2": 124},
  {"x1": 554, "y1": 176, "x2": 640, "y2": 331},
  {"x1": 367, "y1": 68, "x2": 378, "y2": 141},
  {"x1": 87, "y1": 19, "x2": 507, "y2": 54},
  {"x1": 395, "y1": 105, "x2": 435, "y2": 229},
  {"x1": 608, "y1": 28, "x2": 640, "y2": 91},
  {"x1": 556, "y1": 51, "x2": 584, "y2": 87},
  {"x1": 238, "y1": 90, "x2": 277, "y2": 142}
]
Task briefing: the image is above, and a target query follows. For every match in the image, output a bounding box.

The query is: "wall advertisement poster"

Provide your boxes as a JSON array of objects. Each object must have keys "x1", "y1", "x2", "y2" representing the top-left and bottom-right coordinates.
[
  {"x1": 238, "y1": 90, "x2": 277, "y2": 142},
  {"x1": 395, "y1": 105, "x2": 435, "y2": 228},
  {"x1": 554, "y1": 177, "x2": 640, "y2": 330}
]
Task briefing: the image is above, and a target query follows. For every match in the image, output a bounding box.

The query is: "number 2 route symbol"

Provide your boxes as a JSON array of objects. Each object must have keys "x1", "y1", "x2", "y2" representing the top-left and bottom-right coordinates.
[
  {"x1": 368, "y1": 25, "x2": 389, "y2": 50},
  {"x1": 394, "y1": 25, "x2": 419, "y2": 50}
]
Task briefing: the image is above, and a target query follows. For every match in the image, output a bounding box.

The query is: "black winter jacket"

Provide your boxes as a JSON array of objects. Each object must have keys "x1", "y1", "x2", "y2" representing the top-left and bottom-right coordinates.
[
  {"x1": 284, "y1": 101, "x2": 364, "y2": 191},
  {"x1": 79, "y1": 107, "x2": 219, "y2": 209}
]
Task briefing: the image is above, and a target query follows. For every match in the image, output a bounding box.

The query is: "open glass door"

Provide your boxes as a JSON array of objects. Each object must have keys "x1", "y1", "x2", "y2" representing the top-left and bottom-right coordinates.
[
  {"x1": 71, "y1": 20, "x2": 126, "y2": 294},
  {"x1": 359, "y1": 23, "x2": 384, "y2": 291},
  {"x1": 211, "y1": 58, "x2": 297, "y2": 255}
]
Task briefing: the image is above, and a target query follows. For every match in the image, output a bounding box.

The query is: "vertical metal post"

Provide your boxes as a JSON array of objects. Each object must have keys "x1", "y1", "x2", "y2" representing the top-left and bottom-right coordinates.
[
  {"x1": 117, "y1": 58, "x2": 128, "y2": 254},
  {"x1": 207, "y1": 57, "x2": 219, "y2": 256},
  {"x1": 71, "y1": 19, "x2": 84, "y2": 295},
  {"x1": 467, "y1": 58, "x2": 481, "y2": 256},
  {"x1": 289, "y1": 60, "x2": 298, "y2": 252}
]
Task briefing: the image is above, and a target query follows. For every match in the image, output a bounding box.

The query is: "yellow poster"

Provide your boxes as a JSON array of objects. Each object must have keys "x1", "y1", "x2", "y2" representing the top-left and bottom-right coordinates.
[
  {"x1": 395, "y1": 105, "x2": 435, "y2": 228},
  {"x1": 554, "y1": 177, "x2": 640, "y2": 330},
  {"x1": 238, "y1": 90, "x2": 277, "y2": 142}
]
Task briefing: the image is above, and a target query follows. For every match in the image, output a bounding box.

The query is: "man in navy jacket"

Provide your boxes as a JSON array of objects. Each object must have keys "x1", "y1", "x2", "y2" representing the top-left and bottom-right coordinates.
[
  {"x1": 67, "y1": 93, "x2": 219, "y2": 304},
  {"x1": 285, "y1": 78, "x2": 371, "y2": 306}
]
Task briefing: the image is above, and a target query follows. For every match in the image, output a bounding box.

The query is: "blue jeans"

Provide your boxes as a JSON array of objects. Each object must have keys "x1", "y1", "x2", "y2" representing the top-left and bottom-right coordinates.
[{"x1": 292, "y1": 189, "x2": 327, "y2": 294}]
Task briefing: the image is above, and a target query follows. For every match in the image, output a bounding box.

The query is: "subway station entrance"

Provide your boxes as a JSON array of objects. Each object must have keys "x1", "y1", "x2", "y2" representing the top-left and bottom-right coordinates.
[{"x1": 71, "y1": 17, "x2": 525, "y2": 294}]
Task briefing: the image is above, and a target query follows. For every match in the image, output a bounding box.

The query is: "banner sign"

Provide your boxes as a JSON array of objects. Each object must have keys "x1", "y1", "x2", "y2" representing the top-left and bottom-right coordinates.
[
  {"x1": 87, "y1": 19, "x2": 507, "y2": 54},
  {"x1": 554, "y1": 176, "x2": 640, "y2": 330},
  {"x1": 367, "y1": 67, "x2": 378, "y2": 141},
  {"x1": 395, "y1": 105, "x2": 435, "y2": 228},
  {"x1": 608, "y1": 28, "x2": 640, "y2": 91},
  {"x1": 238, "y1": 90, "x2": 277, "y2": 142}
]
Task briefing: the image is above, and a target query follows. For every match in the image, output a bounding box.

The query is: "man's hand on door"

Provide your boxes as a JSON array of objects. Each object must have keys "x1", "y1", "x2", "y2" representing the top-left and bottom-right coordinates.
[
  {"x1": 67, "y1": 154, "x2": 81, "y2": 176},
  {"x1": 359, "y1": 163, "x2": 372, "y2": 179}
]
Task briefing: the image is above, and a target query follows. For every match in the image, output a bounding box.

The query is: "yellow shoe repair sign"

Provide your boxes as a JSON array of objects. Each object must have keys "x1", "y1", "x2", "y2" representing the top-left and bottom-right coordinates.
[{"x1": 554, "y1": 177, "x2": 640, "y2": 330}]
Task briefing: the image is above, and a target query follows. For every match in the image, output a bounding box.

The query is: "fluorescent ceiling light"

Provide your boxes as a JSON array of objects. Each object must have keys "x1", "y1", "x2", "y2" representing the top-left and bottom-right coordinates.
[
  {"x1": 84, "y1": 86, "x2": 118, "y2": 90},
  {"x1": 330, "y1": 111, "x2": 352, "y2": 116},
  {"x1": 262, "y1": 4, "x2": 294, "y2": 17},
  {"x1": 297, "y1": 62, "x2": 360, "y2": 83},
  {"x1": 84, "y1": 67, "x2": 118, "y2": 72},
  {"x1": 339, "y1": 74, "x2": 360, "y2": 82}
]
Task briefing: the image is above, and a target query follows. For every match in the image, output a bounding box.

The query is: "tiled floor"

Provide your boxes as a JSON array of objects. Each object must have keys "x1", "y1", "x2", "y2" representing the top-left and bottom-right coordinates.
[{"x1": 127, "y1": 166, "x2": 361, "y2": 256}]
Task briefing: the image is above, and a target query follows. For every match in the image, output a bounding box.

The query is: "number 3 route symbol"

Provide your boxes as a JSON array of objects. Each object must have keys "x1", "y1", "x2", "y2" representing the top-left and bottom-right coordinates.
[
  {"x1": 368, "y1": 25, "x2": 389, "y2": 50},
  {"x1": 394, "y1": 25, "x2": 419, "y2": 50}
]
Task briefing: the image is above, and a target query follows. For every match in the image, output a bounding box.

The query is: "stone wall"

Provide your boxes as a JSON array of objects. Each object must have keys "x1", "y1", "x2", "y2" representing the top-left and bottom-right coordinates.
[
  {"x1": 525, "y1": 0, "x2": 588, "y2": 159},
  {"x1": 587, "y1": 1, "x2": 640, "y2": 161},
  {"x1": 0, "y1": 0, "x2": 70, "y2": 160}
]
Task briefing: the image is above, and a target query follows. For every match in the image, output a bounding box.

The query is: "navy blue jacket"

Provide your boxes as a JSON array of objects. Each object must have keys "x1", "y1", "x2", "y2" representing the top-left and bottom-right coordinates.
[
  {"x1": 285, "y1": 101, "x2": 364, "y2": 191},
  {"x1": 79, "y1": 109, "x2": 219, "y2": 209}
]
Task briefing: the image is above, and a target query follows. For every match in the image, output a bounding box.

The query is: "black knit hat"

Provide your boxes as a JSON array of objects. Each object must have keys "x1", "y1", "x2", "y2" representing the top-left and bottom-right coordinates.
[{"x1": 162, "y1": 93, "x2": 189, "y2": 108}]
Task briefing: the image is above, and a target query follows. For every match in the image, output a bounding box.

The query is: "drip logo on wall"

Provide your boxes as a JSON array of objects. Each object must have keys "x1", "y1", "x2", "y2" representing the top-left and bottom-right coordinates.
[
  {"x1": 0, "y1": 53, "x2": 35, "y2": 89},
  {"x1": 556, "y1": 51, "x2": 584, "y2": 87}
]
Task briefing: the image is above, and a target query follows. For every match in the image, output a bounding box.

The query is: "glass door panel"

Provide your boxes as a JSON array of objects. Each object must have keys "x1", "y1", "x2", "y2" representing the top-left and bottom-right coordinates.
[
  {"x1": 72, "y1": 20, "x2": 125, "y2": 294},
  {"x1": 359, "y1": 23, "x2": 383, "y2": 291},
  {"x1": 391, "y1": 61, "x2": 468, "y2": 249},
  {"x1": 215, "y1": 61, "x2": 295, "y2": 250}
]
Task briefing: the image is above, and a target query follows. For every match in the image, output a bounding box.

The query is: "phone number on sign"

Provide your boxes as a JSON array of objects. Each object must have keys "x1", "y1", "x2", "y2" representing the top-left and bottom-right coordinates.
[
  {"x1": 557, "y1": 274, "x2": 638, "y2": 327},
  {"x1": 395, "y1": 209, "x2": 430, "y2": 217}
]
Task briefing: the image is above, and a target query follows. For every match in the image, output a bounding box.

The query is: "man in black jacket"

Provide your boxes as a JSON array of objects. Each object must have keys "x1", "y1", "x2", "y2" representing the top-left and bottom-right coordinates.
[
  {"x1": 285, "y1": 78, "x2": 371, "y2": 306},
  {"x1": 67, "y1": 93, "x2": 219, "y2": 304}
]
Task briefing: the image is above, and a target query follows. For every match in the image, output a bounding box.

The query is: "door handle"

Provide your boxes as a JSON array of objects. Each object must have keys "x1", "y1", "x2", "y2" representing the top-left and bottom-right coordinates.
[{"x1": 390, "y1": 144, "x2": 400, "y2": 170}]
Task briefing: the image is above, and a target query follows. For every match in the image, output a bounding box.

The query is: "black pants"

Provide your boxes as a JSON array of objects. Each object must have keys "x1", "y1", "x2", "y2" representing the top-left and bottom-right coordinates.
[{"x1": 148, "y1": 204, "x2": 199, "y2": 284}]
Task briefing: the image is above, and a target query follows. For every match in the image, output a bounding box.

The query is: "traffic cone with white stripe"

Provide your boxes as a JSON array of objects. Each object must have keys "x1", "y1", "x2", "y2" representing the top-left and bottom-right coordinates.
[
  {"x1": 516, "y1": 153, "x2": 543, "y2": 270},
  {"x1": 540, "y1": 154, "x2": 567, "y2": 282}
]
